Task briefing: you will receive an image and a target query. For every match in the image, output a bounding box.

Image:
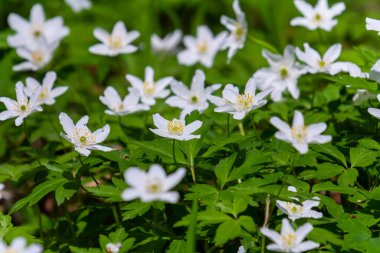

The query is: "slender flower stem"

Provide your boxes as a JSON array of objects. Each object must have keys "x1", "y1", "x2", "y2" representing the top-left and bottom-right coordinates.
[
  {"x1": 227, "y1": 114, "x2": 230, "y2": 137},
  {"x1": 172, "y1": 139, "x2": 177, "y2": 165},
  {"x1": 190, "y1": 153, "x2": 196, "y2": 183},
  {"x1": 78, "y1": 155, "x2": 99, "y2": 186},
  {"x1": 23, "y1": 120, "x2": 41, "y2": 166},
  {"x1": 238, "y1": 122, "x2": 245, "y2": 136},
  {"x1": 261, "y1": 194, "x2": 271, "y2": 253},
  {"x1": 248, "y1": 34, "x2": 279, "y2": 54},
  {"x1": 63, "y1": 205, "x2": 75, "y2": 240},
  {"x1": 112, "y1": 204, "x2": 121, "y2": 226}
]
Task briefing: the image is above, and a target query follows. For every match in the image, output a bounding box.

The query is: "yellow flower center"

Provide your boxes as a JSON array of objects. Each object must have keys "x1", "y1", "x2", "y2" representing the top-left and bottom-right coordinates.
[
  {"x1": 143, "y1": 81, "x2": 156, "y2": 96},
  {"x1": 281, "y1": 233, "x2": 297, "y2": 249},
  {"x1": 197, "y1": 41, "x2": 208, "y2": 54},
  {"x1": 314, "y1": 13, "x2": 322, "y2": 21},
  {"x1": 167, "y1": 120, "x2": 185, "y2": 135},
  {"x1": 291, "y1": 125, "x2": 308, "y2": 143},
  {"x1": 145, "y1": 179, "x2": 163, "y2": 193},
  {"x1": 190, "y1": 96, "x2": 198, "y2": 104},
  {"x1": 234, "y1": 24, "x2": 244, "y2": 40},
  {"x1": 20, "y1": 105, "x2": 27, "y2": 112},
  {"x1": 108, "y1": 35, "x2": 123, "y2": 49},
  {"x1": 280, "y1": 68, "x2": 288, "y2": 79},
  {"x1": 39, "y1": 88, "x2": 48, "y2": 100},
  {"x1": 31, "y1": 50, "x2": 44, "y2": 63},
  {"x1": 285, "y1": 202, "x2": 304, "y2": 215},
  {"x1": 318, "y1": 60, "x2": 325, "y2": 68},
  {"x1": 235, "y1": 93, "x2": 254, "y2": 110},
  {"x1": 73, "y1": 128, "x2": 96, "y2": 146}
]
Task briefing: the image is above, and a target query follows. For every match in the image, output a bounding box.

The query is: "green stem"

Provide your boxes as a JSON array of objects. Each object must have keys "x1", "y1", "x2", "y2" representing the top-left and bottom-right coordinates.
[
  {"x1": 248, "y1": 34, "x2": 279, "y2": 54},
  {"x1": 172, "y1": 139, "x2": 177, "y2": 165},
  {"x1": 38, "y1": 206, "x2": 43, "y2": 240},
  {"x1": 64, "y1": 205, "x2": 75, "y2": 240},
  {"x1": 317, "y1": 29, "x2": 324, "y2": 43},
  {"x1": 112, "y1": 204, "x2": 121, "y2": 226},
  {"x1": 23, "y1": 119, "x2": 41, "y2": 166},
  {"x1": 238, "y1": 122, "x2": 245, "y2": 136},
  {"x1": 190, "y1": 153, "x2": 196, "y2": 183},
  {"x1": 227, "y1": 114, "x2": 230, "y2": 137}
]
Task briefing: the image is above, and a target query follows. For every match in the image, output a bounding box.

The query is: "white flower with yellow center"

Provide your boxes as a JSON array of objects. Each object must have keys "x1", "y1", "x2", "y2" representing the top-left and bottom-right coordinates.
[
  {"x1": 150, "y1": 113, "x2": 202, "y2": 141},
  {"x1": 220, "y1": 0, "x2": 247, "y2": 63},
  {"x1": 100, "y1": 86, "x2": 149, "y2": 116},
  {"x1": 59, "y1": 113, "x2": 113, "y2": 156},
  {"x1": 177, "y1": 25, "x2": 227, "y2": 68},
  {"x1": 166, "y1": 69, "x2": 221, "y2": 119},
  {"x1": 106, "y1": 242, "x2": 121, "y2": 253},
  {"x1": 261, "y1": 218, "x2": 319, "y2": 253},
  {"x1": 122, "y1": 164, "x2": 186, "y2": 203},
  {"x1": 295, "y1": 43, "x2": 358, "y2": 76},
  {"x1": 7, "y1": 3, "x2": 69, "y2": 49},
  {"x1": 24, "y1": 71, "x2": 68, "y2": 106},
  {"x1": 290, "y1": 0, "x2": 345, "y2": 31},
  {"x1": 276, "y1": 186, "x2": 323, "y2": 222},
  {"x1": 270, "y1": 110, "x2": 332, "y2": 154},
  {"x1": 13, "y1": 38, "x2": 57, "y2": 72},
  {"x1": 65, "y1": 0, "x2": 92, "y2": 13},
  {"x1": 151, "y1": 30, "x2": 182, "y2": 53},
  {"x1": 214, "y1": 78, "x2": 272, "y2": 120},
  {"x1": 0, "y1": 237, "x2": 42, "y2": 253},
  {"x1": 126, "y1": 66, "x2": 173, "y2": 106},
  {"x1": 89, "y1": 21, "x2": 139, "y2": 57},
  {"x1": 254, "y1": 46, "x2": 306, "y2": 102},
  {"x1": 0, "y1": 82, "x2": 42, "y2": 126}
]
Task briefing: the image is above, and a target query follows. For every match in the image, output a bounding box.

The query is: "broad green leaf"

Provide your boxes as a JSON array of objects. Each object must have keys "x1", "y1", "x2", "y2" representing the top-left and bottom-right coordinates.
[
  {"x1": 215, "y1": 153, "x2": 236, "y2": 189},
  {"x1": 214, "y1": 220, "x2": 241, "y2": 246},
  {"x1": 166, "y1": 240, "x2": 187, "y2": 253},
  {"x1": 350, "y1": 148, "x2": 377, "y2": 168},
  {"x1": 238, "y1": 216, "x2": 256, "y2": 232},
  {"x1": 312, "y1": 144, "x2": 347, "y2": 168},
  {"x1": 312, "y1": 182, "x2": 356, "y2": 194},
  {"x1": 338, "y1": 168, "x2": 359, "y2": 187}
]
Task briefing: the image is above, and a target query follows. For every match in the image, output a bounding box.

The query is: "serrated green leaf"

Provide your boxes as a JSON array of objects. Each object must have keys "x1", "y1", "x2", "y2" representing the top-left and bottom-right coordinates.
[
  {"x1": 350, "y1": 148, "x2": 377, "y2": 168},
  {"x1": 214, "y1": 220, "x2": 241, "y2": 246}
]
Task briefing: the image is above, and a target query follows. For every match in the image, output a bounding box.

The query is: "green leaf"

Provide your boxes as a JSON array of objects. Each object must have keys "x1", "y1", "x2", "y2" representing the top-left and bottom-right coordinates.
[
  {"x1": 312, "y1": 144, "x2": 347, "y2": 168},
  {"x1": 350, "y1": 148, "x2": 377, "y2": 168},
  {"x1": 215, "y1": 154, "x2": 236, "y2": 189},
  {"x1": 238, "y1": 216, "x2": 256, "y2": 232},
  {"x1": 197, "y1": 210, "x2": 232, "y2": 226},
  {"x1": 166, "y1": 240, "x2": 187, "y2": 253},
  {"x1": 214, "y1": 220, "x2": 241, "y2": 246},
  {"x1": 121, "y1": 202, "x2": 151, "y2": 221},
  {"x1": 312, "y1": 182, "x2": 356, "y2": 194},
  {"x1": 10, "y1": 177, "x2": 67, "y2": 214},
  {"x1": 316, "y1": 163, "x2": 345, "y2": 179},
  {"x1": 338, "y1": 168, "x2": 359, "y2": 187},
  {"x1": 85, "y1": 184, "x2": 123, "y2": 202},
  {"x1": 55, "y1": 181, "x2": 78, "y2": 206}
]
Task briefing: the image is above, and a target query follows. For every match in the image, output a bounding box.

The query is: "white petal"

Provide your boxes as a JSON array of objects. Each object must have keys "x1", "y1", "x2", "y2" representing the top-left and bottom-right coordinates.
[
  {"x1": 295, "y1": 222, "x2": 314, "y2": 245},
  {"x1": 323, "y1": 44, "x2": 341, "y2": 63},
  {"x1": 121, "y1": 188, "x2": 139, "y2": 201},
  {"x1": 184, "y1": 120, "x2": 202, "y2": 134},
  {"x1": 59, "y1": 112, "x2": 75, "y2": 136},
  {"x1": 292, "y1": 110, "x2": 304, "y2": 126},
  {"x1": 163, "y1": 168, "x2": 186, "y2": 191},
  {"x1": 152, "y1": 113, "x2": 168, "y2": 130},
  {"x1": 93, "y1": 124, "x2": 110, "y2": 143}
]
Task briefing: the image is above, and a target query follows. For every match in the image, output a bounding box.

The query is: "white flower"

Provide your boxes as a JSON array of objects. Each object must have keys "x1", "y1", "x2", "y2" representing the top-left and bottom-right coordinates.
[
  {"x1": 126, "y1": 66, "x2": 173, "y2": 106},
  {"x1": 150, "y1": 113, "x2": 202, "y2": 141},
  {"x1": 100, "y1": 86, "x2": 149, "y2": 116},
  {"x1": 7, "y1": 3, "x2": 69, "y2": 49},
  {"x1": 59, "y1": 113, "x2": 113, "y2": 156},
  {"x1": 106, "y1": 242, "x2": 121, "y2": 253},
  {"x1": 0, "y1": 183, "x2": 5, "y2": 200},
  {"x1": 122, "y1": 164, "x2": 186, "y2": 203},
  {"x1": 220, "y1": 0, "x2": 247, "y2": 63},
  {"x1": 254, "y1": 46, "x2": 306, "y2": 102},
  {"x1": 177, "y1": 25, "x2": 227, "y2": 68},
  {"x1": 290, "y1": 0, "x2": 345, "y2": 31},
  {"x1": 261, "y1": 218, "x2": 319, "y2": 253},
  {"x1": 214, "y1": 78, "x2": 272, "y2": 120},
  {"x1": 276, "y1": 186, "x2": 323, "y2": 222},
  {"x1": 151, "y1": 30, "x2": 182, "y2": 53},
  {"x1": 353, "y1": 89, "x2": 375, "y2": 105},
  {"x1": 0, "y1": 82, "x2": 42, "y2": 126},
  {"x1": 368, "y1": 94, "x2": 380, "y2": 119},
  {"x1": 89, "y1": 21, "x2": 140, "y2": 57},
  {"x1": 166, "y1": 69, "x2": 221, "y2": 119},
  {"x1": 24, "y1": 71, "x2": 68, "y2": 106},
  {"x1": 366, "y1": 17, "x2": 380, "y2": 35},
  {"x1": 0, "y1": 237, "x2": 42, "y2": 253},
  {"x1": 13, "y1": 38, "x2": 57, "y2": 72},
  {"x1": 65, "y1": 0, "x2": 92, "y2": 13},
  {"x1": 270, "y1": 110, "x2": 332, "y2": 154},
  {"x1": 296, "y1": 43, "x2": 354, "y2": 75},
  {"x1": 237, "y1": 246, "x2": 246, "y2": 253},
  {"x1": 369, "y1": 59, "x2": 380, "y2": 83}
]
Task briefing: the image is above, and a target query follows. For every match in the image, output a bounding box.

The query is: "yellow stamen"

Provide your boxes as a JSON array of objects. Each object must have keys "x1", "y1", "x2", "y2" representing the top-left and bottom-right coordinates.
[
  {"x1": 196, "y1": 41, "x2": 208, "y2": 54},
  {"x1": 235, "y1": 93, "x2": 254, "y2": 110},
  {"x1": 167, "y1": 120, "x2": 184, "y2": 135},
  {"x1": 108, "y1": 35, "x2": 123, "y2": 49}
]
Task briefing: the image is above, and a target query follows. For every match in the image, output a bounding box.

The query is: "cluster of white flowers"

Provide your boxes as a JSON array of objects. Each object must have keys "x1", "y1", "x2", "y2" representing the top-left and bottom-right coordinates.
[
  {"x1": 0, "y1": 237, "x2": 42, "y2": 253},
  {"x1": 8, "y1": 4, "x2": 69, "y2": 71}
]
